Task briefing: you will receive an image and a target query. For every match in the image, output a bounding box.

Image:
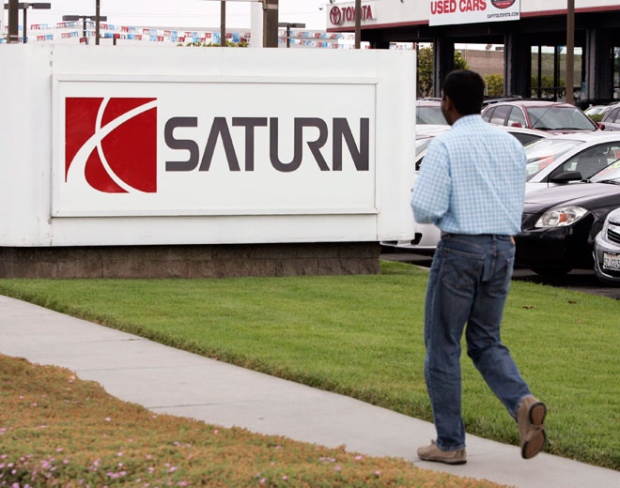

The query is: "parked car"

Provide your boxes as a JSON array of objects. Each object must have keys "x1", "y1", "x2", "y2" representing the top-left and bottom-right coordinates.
[
  {"x1": 584, "y1": 104, "x2": 609, "y2": 118},
  {"x1": 417, "y1": 97, "x2": 525, "y2": 126},
  {"x1": 593, "y1": 207, "x2": 620, "y2": 284},
  {"x1": 600, "y1": 102, "x2": 620, "y2": 131},
  {"x1": 516, "y1": 166, "x2": 620, "y2": 275},
  {"x1": 502, "y1": 126, "x2": 550, "y2": 147},
  {"x1": 524, "y1": 132, "x2": 620, "y2": 193},
  {"x1": 482, "y1": 100, "x2": 601, "y2": 133},
  {"x1": 381, "y1": 126, "x2": 549, "y2": 252},
  {"x1": 482, "y1": 96, "x2": 523, "y2": 108},
  {"x1": 416, "y1": 99, "x2": 447, "y2": 125},
  {"x1": 381, "y1": 126, "x2": 449, "y2": 251}
]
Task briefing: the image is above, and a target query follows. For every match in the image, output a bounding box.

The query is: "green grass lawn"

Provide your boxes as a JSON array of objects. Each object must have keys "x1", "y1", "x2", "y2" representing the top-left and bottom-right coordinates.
[{"x1": 1, "y1": 260, "x2": 619, "y2": 471}]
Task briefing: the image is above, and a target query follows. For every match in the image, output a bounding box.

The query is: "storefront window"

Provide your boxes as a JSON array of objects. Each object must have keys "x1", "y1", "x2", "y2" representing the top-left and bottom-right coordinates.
[{"x1": 530, "y1": 45, "x2": 582, "y2": 101}]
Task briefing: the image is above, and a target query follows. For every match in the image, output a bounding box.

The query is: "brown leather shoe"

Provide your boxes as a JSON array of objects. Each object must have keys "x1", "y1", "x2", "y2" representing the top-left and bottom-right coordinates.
[
  {"x1": 417, "y1": 440, "x2": 467, "y2": 465},
  {"x1": 516, "y1": 395, "x2": 547, "y2": 459}
]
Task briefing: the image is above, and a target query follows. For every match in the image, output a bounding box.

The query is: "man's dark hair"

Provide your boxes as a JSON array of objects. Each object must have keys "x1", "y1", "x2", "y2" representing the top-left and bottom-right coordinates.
[{"x1": 442, "y1": 70, "x2": 485, "y2": 116}]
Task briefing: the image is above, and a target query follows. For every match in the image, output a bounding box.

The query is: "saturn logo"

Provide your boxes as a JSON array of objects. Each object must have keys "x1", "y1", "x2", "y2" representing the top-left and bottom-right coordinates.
[
  {"x1": 65, "y1": 97, "x2": 158, "y2": 193},
  {"x1": 490, "y1": 0, "x2": 516, "y2": 8}
]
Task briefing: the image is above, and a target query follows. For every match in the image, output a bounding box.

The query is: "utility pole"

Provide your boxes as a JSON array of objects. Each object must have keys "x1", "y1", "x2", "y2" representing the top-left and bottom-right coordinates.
[
  {"x1": 262, "y1": 0, "x2": 278, "y2": 47},
  {"x1": 3, "y1": 2, "x2": 51, "y2": 43},
  {"x1": 354, "y1": 0, "x2": 361, "y2": 49},
  {"x1": 220, "y1": 1, "x2": 226, "y2": 46},
  {"x1": 95, "y1": 0, "x2": 101, "y2": 45},
  {"x1": 566, "y1": 0, "x2": 575, "y2": 103},
  {"x1": 7, "y1": 0, "x2": 19, "y2": 43}
]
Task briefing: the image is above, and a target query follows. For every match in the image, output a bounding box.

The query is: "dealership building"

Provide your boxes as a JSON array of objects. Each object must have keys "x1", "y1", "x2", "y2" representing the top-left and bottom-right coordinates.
[{"x1": 327, "y1": 0, "x2": 620, "y2": 103}]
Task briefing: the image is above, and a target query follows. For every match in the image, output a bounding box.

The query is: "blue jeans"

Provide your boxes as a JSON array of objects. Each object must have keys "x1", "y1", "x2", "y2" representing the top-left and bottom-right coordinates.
[{"x1": 424, "y1": 233, "x2": 531, "y2": 451}]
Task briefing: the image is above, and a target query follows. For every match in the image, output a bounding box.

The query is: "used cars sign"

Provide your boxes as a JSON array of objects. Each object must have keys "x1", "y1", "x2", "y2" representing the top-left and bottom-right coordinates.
[{"x1": 429, "y1": 0, "x2": 520, "y2": 26}]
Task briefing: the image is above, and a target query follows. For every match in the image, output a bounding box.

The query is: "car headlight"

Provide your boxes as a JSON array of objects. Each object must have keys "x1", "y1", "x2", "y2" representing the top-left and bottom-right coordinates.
[
  {"x1": 601, "y1": 217, "x2": 611, "y2": 242},
  {"x1": 534, "y1": 206, "x2": 588, "y2": 228}
]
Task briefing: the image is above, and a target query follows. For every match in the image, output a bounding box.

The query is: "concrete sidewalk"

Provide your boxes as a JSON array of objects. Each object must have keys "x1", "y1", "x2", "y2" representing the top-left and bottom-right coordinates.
[{"x1": 1, "y1": 294, "x2": 618, "y2": 487}]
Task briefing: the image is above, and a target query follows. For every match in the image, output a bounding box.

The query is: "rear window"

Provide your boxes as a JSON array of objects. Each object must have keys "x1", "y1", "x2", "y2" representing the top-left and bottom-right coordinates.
[
  {"x1": 526, "y1": 106, "x2": 597, "y2": 130},
  {"x1": 417, "y1": 107, "x2": 448, "y2": 125}
]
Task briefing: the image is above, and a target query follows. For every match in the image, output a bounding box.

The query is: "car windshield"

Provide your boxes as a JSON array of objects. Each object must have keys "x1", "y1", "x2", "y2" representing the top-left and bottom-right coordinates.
[
  {"x1": 524, "y1": 138, "x2": 583, "y2": 181},
  {"x1": 526, "y1": 106, "x2": 597, "y2": 131},
  {"x1": 417, "y1": 106, "x2": 448, "y2": 125}
]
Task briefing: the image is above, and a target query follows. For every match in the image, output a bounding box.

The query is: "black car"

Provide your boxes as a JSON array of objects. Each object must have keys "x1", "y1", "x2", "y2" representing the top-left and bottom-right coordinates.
[{"x1": 516, "y1": 167, "x2": 620, "y2": 275}]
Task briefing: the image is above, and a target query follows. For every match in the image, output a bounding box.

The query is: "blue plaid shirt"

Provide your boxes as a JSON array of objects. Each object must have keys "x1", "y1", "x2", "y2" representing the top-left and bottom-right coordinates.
[{"x1": 410, "y1": 115, "x2": 526, "y2": 235}]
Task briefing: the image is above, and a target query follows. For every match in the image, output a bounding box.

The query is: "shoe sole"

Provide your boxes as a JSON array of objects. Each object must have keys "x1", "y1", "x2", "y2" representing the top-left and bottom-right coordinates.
[
  {"x1": 521, "y1": 401, "x2": 547, "y2": 460},
  {"x1": 419, "y1": 456, "x2": 467, "y2": 465}
]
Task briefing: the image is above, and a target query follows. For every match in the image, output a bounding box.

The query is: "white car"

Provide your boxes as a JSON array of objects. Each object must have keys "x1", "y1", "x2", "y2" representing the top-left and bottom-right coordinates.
[
  {"x1": 381, "y1": 125, "x2": 550, "y2": 251},
  {"x1": 601, "y1": 102, "x2": 620, "y2": 131},
  {"x1": 525, "y1": 132, "x2": 620, "y2": 193},
  {"x1": 593, "y1": 206, "x2": 620, "y2": 284}
]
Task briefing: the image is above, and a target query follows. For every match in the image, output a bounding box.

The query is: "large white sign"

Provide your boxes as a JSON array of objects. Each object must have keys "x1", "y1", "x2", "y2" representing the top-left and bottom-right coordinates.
[
  {"x1": 429, "y1": 0, "x2": 520, "y2": 26},
  {"x1": 0, "y1": 45, "x2": 416, "y2": 247}
]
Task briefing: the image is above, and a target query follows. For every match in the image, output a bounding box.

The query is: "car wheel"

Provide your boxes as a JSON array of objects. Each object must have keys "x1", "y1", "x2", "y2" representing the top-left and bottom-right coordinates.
[{"x1": 530, "y1": 266, "x2": 572, "y2": 276}]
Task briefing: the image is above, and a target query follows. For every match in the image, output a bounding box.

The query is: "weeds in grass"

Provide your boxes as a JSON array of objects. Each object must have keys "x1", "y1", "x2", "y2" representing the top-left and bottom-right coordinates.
[{"x1": 0, "y1": 355, "x2": 505, "y2": 487}]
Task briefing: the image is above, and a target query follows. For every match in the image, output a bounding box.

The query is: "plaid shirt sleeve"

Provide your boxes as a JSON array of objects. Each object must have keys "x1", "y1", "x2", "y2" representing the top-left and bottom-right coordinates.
[{"x1": 410, "y1": 138, "x2": 451, "y2": 225}]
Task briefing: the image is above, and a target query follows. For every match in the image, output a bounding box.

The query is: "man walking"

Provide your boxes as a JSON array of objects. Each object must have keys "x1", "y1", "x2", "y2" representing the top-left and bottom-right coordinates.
[{"x1": 410, "y1": 70, "x2": 546, "y2": 465}]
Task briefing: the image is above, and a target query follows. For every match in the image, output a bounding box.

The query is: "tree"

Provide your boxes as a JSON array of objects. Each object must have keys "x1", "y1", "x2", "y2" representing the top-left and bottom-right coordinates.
[
  {"x1": 484, "y1": 74, "x2": 504, "y2": 97},
  {"x1": 417, "y1": 46, "x2": 469, "y2": 97},
  {"x1": 417, "y1": 47, "x2": 434, "y2": 97},
  {"x1": 531, "y1": 75, "x2": 565, "y2": 99}
]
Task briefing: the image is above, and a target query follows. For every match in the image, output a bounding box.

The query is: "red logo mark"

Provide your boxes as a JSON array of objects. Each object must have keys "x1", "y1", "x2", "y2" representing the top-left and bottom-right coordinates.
[
  {"x1": 490, "y1": 0, "x2": 516, "y2": 8},
  {"x1": 65, "y1": 97, "x2": 158, "y2": 193},
  {"x1": 330, "y1": 6, "x2": 343, "y2": 26}
]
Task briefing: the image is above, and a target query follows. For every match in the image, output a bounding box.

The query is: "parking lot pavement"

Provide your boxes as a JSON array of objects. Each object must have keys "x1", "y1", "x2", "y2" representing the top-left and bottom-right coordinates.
[{"x1": 380, "y1": 250, "x2": 620, "y2": 300}]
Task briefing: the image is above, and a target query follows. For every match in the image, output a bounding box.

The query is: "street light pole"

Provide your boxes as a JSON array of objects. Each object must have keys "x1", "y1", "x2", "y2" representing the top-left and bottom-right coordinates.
[
  {"x1": 354, "y1": 0, "x2": 361, "y2": 49},
  {"x1": 278, "y1": 22, "x2": 304, "y2": 48},
  {"x1": 7, "y1": 0, "x2": 18, "y2": 43},
  {"x1": 566, "y1": 0, "x2": 575, "y2": 103},
  {"x1": 220, "y1": 0, "x2": 226, "y2": 46},
  {"x1": 62, "y1": 13, "x2": 108, "y2": 44},
  {"x1": 22, "y1": 3, "x2": 27, "y2": 42},
  {"x1": 262, "y1": 0, "x2": 278, "y2": 47},
  {"x1": 95, "y1": 0, "x2": 101, "y2": 45},
  {"x1": 3, "y1": 2, "x2": 51, "y2": 43}
]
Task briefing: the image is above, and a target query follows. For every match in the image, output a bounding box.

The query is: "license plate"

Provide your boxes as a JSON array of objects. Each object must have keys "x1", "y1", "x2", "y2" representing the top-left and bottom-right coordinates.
[{"x1": 603, "y1": 253, "x2": 620, "y2": 271}]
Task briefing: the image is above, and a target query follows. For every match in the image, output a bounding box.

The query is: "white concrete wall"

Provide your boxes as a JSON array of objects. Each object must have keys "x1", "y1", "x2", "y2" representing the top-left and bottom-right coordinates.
[{"x1": 0, "y1": 44, "x2": 416, "y2": 247}]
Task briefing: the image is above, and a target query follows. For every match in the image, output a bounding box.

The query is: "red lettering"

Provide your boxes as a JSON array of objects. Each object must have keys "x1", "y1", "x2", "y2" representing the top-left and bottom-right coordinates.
[
  {"x1": 362, "y1": 5, "x2": 374, "y2": 20},
  {"x1": 431, "y1": 0, "x2": 457, "y2": 15},
  {"x1": 459, "y1": 0, "x2": 486, "y2": 12}
]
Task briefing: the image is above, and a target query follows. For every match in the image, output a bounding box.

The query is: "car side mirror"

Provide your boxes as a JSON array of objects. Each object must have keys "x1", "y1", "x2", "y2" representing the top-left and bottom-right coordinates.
[
  {"x1": 598, "y1": 122, "x2": 606, "y2": 130},
  {"x1": 511, "y1": 122, "x2": 523, "y2": 128},
  {"x1": 549, "y1": 171, "x2": 583, "y2": 183}
]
